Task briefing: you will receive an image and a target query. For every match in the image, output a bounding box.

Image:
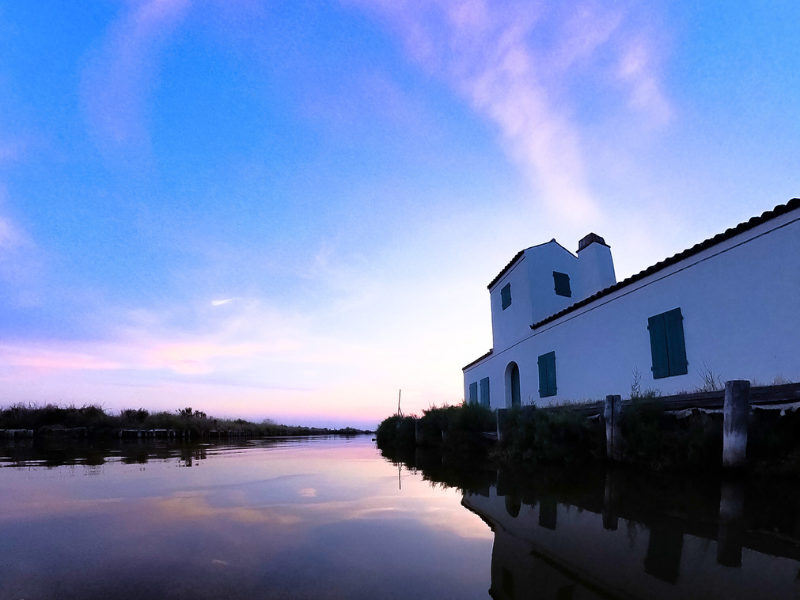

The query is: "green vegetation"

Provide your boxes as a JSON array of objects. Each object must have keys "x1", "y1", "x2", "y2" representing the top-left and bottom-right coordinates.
[
  {"x1": 747, "y1": 408, "x2": 800, "y2": 475},
  {"x1": 619, "y1": 400, "x2": 723, "y2": 470},
  {"x1": 0, "y1": 403, "x2": 371, "y2": 438},
  {"x1": 375, "y1": 414, "x2": 416, "y2": 448},
  {"x1": 375, "y1": 402, "x2": 495, "y2": 452},
  {"x1": 499, "y1": 406, "x2": 604, "y2": 464},
  {"x1": 376, "y1": 383, "x2": 800, "y2": 475}
]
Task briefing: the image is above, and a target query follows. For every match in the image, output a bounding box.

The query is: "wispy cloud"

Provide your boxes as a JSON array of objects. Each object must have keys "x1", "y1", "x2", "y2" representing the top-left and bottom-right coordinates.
[
  {"x1": 212, "y1": 298, "x2": 241, "y2": 306},
  {"x1": 0, "y1": 184, "x2": 42, "y2": 303},
  {"x1": 81, "y1": 0, "x2": 191, "y2": 149},
  {"x1": 343, "y1": 0, "x2": 671, "y2": 222}
]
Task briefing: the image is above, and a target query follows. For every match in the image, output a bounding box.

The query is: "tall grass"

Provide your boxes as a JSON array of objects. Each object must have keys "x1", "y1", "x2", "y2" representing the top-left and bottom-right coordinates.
[
  {"x1": 499, "y1": 406, "x2": 604, "y2": 464},
  {"x1": 375, "y1": 402, "x2": 495, "y2": 451},
  {"x1": 619, "y1": 400, "x2": 722, "y2": 470}
]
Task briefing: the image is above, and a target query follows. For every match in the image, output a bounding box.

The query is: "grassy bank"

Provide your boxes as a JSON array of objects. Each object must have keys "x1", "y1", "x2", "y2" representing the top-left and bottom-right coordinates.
[
  {"x1": 0, "y1": 403, "x2": 371, "y2": 438},
  {"x1": 499, "y1": 405, "x2": 605, "y2": 464},
  {"x1": 376, "y1": 397, "x2": 800, "y2": 474}
]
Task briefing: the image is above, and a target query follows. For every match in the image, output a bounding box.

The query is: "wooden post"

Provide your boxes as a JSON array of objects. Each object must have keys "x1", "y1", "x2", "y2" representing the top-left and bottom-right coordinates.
[
  {"x1": 723, "y1": 380, "x2": 750, "y2": 469},
  {"x1": 496, "y1": 408, "x2": 508, "y2": 443},
  {"x1": 604, "y1": 394, "x2": 622, "y2": 460}
]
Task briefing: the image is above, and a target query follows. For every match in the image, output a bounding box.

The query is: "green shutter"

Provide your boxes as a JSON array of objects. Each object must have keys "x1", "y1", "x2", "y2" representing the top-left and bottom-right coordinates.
[
  {"x1": 480, "y1": 377, "x2": 490, "y2": 406},
  {"x1": 469, "y1": 382, "x2": 478, "y2": 404},
  {"x1": 538, "y1": 351, "x2": 557, "y2": 397},
  {"x1": 648, "y1": 313, "x2": 670, "y2": 379},
  {"x1": 664, "y1": 308, "x2": 688, "y2": 376},
  {"x1": 547, "y1": 352, "x2": 557, "y2": 396},
  {"x1": 501, "y1": 283, "x2": 511, "y2": 310},
  {"x1": 538, "y1": 354, "x2": 547, "y2": 397},
  {"x1": 553, "y1": 272, "x2": 572, "y2": 298}
]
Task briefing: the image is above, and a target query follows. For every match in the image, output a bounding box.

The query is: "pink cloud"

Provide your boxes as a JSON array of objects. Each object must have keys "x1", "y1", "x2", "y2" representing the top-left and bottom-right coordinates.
[{"x1": 0, "y1": 345, "x2": 121, "y2": 371}]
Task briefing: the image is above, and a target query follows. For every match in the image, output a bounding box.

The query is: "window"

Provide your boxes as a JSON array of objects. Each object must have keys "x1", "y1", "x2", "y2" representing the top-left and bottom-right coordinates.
[
  {"x1": 538, "y1": 351, "x2": 557, "y2": 398},
  {"x1": 648, "y1": 308, "x2": 688, "y2": 379},
  {"x1": 469, "y1": 382, "x2": 478, "y2": 404},
  {"x1": 553, "y1": 272, "x2": 571, "y2": 297},
  {"x1": 501, "y1": 283, "x2": 512, "y2": 310},
  {"x1": 480, "y1": 377, "x2": 490, "y2": 406}
]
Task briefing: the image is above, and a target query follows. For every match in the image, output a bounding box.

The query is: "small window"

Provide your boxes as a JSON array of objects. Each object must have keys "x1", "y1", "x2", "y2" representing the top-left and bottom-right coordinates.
[
  {"x1": 501, "y1": 283, "x2": 512, "y2": 310},
  {"x1": 468, "y1": 382, "x2": 478, "y2": 404},
  {"x1": 480, "y1": 377, "x2": 490, "y2": 406},
  {"x1": 648, "y1": 308, "x2": 688, "y2": 379},
  {"x1": 553, "y1": 272, "x2": 571, "y2": 297},
  {"x1": 538, "y1": 351, "x2": 557, "y2": 398}
]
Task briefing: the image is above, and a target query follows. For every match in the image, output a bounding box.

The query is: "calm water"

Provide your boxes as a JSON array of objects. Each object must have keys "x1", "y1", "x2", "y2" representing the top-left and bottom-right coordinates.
[{"x1": 2, "y1": 437, "x2": 800, "y2": 599}]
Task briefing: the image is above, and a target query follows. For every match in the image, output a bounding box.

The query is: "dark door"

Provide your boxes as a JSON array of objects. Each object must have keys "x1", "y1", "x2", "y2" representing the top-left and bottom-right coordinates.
[{"x1": 511, "y1": 363, "x2": 521, "y2": 407}]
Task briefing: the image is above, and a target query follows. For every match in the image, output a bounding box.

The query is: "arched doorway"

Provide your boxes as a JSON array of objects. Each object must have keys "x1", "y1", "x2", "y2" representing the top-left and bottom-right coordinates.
[{"x1": 505, "y1": 362, "x2": 521, "y2": 408}]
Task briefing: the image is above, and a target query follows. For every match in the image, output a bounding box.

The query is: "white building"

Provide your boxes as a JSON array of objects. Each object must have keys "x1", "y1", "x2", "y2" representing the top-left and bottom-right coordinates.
[{"x1": 463, "y1": 198, "x2": 800, "y2": 408}]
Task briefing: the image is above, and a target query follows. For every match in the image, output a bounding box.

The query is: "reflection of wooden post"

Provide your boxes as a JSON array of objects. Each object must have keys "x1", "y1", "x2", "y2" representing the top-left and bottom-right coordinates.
[
  {"x1": 539, "y1": 497, "x2": 557, "y2": 530},
  {"x1": 496, "y1": 408, "x2": 508, "y2": 443},
  {"x1": 604, "y1": 395, "x2": 622, "y2": 460},
  {"x1": 717, "y1": 480, "x2": 744, "y2": 568},
  {"x1": 723, "y1": 381, "x2": 750, "y2": 469},
  {"x1": 644, "y1": 527, "x2": 683, "y2": 584},
  {"x1": 602, "y1": 470, "x2": 619, "y2": 531}
]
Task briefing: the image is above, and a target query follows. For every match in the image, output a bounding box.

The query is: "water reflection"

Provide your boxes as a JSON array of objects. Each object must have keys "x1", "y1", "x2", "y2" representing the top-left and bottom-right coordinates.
[
  {"x1": 5, "y1": 438, "x2": 800, "y2": 599},
  {"x1": 0, "y1": 437, "x2": 493, "y2": 600},
  {"x1": 382, "y1": 445, "x2": 800, "y2": 599},
  {"x1": 0, "y1": 436, "x2": 325, "y2": 468}
]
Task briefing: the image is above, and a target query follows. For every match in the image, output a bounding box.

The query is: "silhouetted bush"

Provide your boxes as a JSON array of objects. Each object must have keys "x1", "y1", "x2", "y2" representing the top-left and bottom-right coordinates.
[
  {"x1": 376, "y1": 403, "x2": 496, "y2": 452},
  {"x1": 619, "y1": 400, "x2": 722, "y2": 470},
  {"x1": 500, "y1": 406, "x2": 604, "y2": 464},
  {"x1": 375, "y1": 415, "x2": 416, "y2": 448}
]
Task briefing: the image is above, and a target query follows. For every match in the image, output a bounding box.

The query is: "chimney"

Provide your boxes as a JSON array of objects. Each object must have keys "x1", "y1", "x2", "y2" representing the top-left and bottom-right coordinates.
[
  {"x1": 576, "y1": 233, "x2": 616, "y2": 298},
  {"x1": 578, "y1": 233, "x2": 608, "y2": 253}
]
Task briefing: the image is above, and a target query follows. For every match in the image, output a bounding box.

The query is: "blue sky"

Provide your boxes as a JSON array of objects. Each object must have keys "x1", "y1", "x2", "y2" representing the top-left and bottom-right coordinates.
[{"x1": 1, "y1": 0, "x2": 798, "y2": 428}]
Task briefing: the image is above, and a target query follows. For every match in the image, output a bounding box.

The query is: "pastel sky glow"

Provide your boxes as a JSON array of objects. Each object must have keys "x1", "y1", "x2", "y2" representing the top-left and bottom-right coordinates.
[{"x1": 1, "y1": 0, "x2": 798, "y2": 428}]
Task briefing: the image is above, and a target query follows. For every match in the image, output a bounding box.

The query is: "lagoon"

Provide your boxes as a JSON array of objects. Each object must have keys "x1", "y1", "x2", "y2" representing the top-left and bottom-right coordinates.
[{"x1": 1, "y1": 437, "x2": 799, "y2": 599}]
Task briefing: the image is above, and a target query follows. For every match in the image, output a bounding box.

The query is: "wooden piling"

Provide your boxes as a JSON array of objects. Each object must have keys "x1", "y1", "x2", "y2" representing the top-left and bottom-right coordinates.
[
  {"x1": 604, "y1": 395, "x2": 622, "y2": 460},
  {"x1": 723, "y1": 380, "x2": 750, "y2": 469}
]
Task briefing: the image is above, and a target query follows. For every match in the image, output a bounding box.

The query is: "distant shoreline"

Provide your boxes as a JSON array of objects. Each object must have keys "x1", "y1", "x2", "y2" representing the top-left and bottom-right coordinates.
[{"x1": 0, "y1": 403, "x2": 373, "y2": 439}]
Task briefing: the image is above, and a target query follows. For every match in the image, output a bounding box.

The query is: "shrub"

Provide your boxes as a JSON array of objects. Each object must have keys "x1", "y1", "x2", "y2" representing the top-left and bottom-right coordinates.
[
  {"x1": 501, "y1": 406, "x2": 603, "y2": 464},
  {"x1": 620, "y1": 400, "x2": 722, "y2": 470},
  {"x1": 375, "y1": 415, "x2": 416, "y2": 448}
]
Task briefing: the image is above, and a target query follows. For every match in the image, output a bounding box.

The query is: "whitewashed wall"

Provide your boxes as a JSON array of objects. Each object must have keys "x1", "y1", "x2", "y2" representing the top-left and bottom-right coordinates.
[
  {"x1": 489, "y1": 240, "x2": 616, "y2": 353},
  {"x1": 465, "y1": 208, "x2": 800, "y2": 407}
]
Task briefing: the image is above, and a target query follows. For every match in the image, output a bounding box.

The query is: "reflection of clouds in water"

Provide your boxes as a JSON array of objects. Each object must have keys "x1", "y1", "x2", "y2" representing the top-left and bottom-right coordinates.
[
  {"x1": 153, "y1": 494, "x2": 304, "y2": 526},
  {"x1": 148, "y1": 486, "x2": 490, "y2": 542}
]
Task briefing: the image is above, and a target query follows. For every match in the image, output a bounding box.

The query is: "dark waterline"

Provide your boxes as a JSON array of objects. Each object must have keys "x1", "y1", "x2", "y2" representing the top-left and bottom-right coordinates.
[{"x1": 2, "y1": 438, "x2": 800, "y2": 599}]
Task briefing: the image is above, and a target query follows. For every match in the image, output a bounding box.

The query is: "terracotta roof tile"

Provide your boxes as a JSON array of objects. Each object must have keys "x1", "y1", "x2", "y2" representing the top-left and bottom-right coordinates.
[
  {"x1": 530, "y1": 197, "x2": 800, "y2": 330},
  {"x1": 462, "y1": 349, "x2": 493, "y2": 371}
]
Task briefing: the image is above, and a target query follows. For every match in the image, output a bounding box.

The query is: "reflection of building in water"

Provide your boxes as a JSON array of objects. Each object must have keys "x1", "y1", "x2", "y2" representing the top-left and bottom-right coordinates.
[{"x1": 464, "y1": 480, "x2": 800, "y2": 600}]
